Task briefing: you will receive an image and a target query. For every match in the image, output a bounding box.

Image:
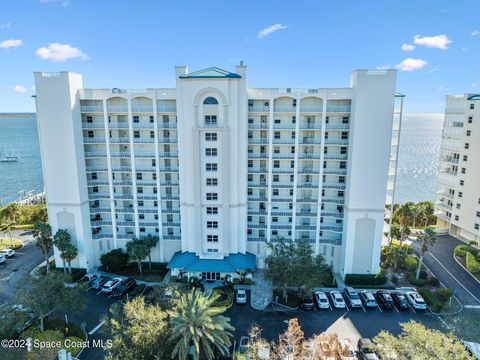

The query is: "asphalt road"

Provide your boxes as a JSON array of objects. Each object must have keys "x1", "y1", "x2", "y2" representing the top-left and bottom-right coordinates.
[
  {"x1": 413, "y1": 234, "x2": 480, "y2": 305},
  {"x1": 0, "y1": 230, "x2": 52, "y2": 305}
]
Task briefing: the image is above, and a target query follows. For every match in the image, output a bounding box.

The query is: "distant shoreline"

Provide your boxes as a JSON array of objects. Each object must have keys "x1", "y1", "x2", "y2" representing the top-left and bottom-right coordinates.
[{"x1": 0, "y1": 113, "x2": 36, "y2": 119}]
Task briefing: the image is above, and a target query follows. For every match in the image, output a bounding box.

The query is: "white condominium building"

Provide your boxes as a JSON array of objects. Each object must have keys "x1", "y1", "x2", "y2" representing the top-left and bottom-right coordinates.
[
  {"x1": 34, "y1": 65, "x2": 400, "y2": 280},
  {"x1": 435, "y1": 94, "x2": 480, "y2": 243}
]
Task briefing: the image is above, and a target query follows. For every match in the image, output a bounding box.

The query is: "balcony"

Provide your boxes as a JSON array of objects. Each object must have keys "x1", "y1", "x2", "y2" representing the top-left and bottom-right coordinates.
[
  {"x1": 248, "y1": 138, "x2": 269, "y2": 144},
  {"x1": 91, "y1": 220, "x2": 113, "y2": 227},
  {"x1": 157, "y1": 105, "x2": 177, "y2": 113},
  {"x1": 82, "y1": 122, "x2": 104, "y2": 129},
  {"x1": 296, "y1": 211, "x2": 317, "y2": 217},
  {"x1": 136, "y1": 207, "x2": 158, "y2": 213},
  {"x1": 321, "y1": 211, "x2": 344, "y2": 218},
  {"x1": 272, "y1": 138, "x2": 296, "y2": 144},
  {"x1": 159, "y1": 165, "x2": 179, "y2": 172},
  {"x1": 247, "y1": 210, "x2": 268, "y2": 216},
  {"x1": 295, "y1": 225, "x2": 316, "y2": 230},
  {"x1": 89, "y1": 207, "x2": 111, "y2": 214},
  {"x1": 161, "y1": 194, "x2": 180, "y2": 200},
  {"x1": 441, "y1": 156, "x2": 459, "y2": 164},
  {"x1": 115, "y1": 207, "x2": 135, "y2": 213},
  {"x1": 248, "y1": 167, "x2": 268, "y2": 173},
  {"x1": 320, "y1": 224, "x2": 343, "y2": 232},
  {"x1": 87, "y1": 179, "x2": 109, "y2": 186},
  {"x1": 108, "y1": 122, "x2": 129, "y2": 129},
  {"x1": 325, "y1": 123, "x2": 350, "y2": 130},
  {"x1": 322, "y1": 182, "x2": 346, "y2": 190},
  {"x1": 135, "y1": 152, "x2": 156, "y2": 158},
  {"x1": 137, "y1": 194, "x2": 157, "y2": 200},
  {"x1": 273, "y1": 123, "x2": 296, "y2": 129},
  {"x1": 107, "y1": 106, "x2": 128, "y2": 113},
  {"x1": 114, "y1": 193, "x2": 134, "y2": 200},
  {"x1": 270, "y1": 224, "x2": 292, "y2": 230},
  {"x1": 89, "y1": 192, "x2": 110, "y2": 200},
  {"x1": 92, "y1": 233, "x2": 113, "y2": 240},
  {"x1": 272, "y1": 167, "x2": 295, "y2": 173},
  {"x1": 247, "y1": 223, "x2": 267, "y2": 229},
  {"x1": 297, "y1": 182, "x2": 318, "y2": 189},
  {"x1": 323, "y1": 168, "x2": 347, "y2": 175},
  {"x1": 160, "y1": 180, "x2": 180, "y2": 186},
  {"x1": 159, "y1": 151, "x2": 178, "y2": 157},
  {"x1": 248, "y1": 106, "x2": 270, "y2": 113},
  {"x1": 298, "y1": 167, "x2": 320, "y2": 174},
  {"x1": 324, "y1": 138, "x2": 349, "y2": 145},
  {"x1": 110, "y1": 151, "x2": 131, "y2": 158},
  {"x1": 301, "y1": 138, "x2": 321, "y2": 144},
  {"x1": 299, "y1": 123, "x2": 321, "y2": 129},
  {"x1": 131, "y1": 106, "x2": 153, "y2": 113},
  {"x1": 299, "y1": 152, "x2": 320, "y2": 159},
  {"x1": 326, "y1": 105, "x2": 351, "y2": 113},
  {"x1": 271, "y1": 182, "x2": 294, "y2": 188},
  {"x1": 116, "y1": 221, "x2": 135, "y2": 227},
  {"x1": 158, "y1": 137, "x2": 178, "y2": 143},
  {"x1": 111, "y1": 166, "x2": 132, "y2": 172},
  {"x1": 273, "y1": 106, "x2": 296, "y2": 113},
  {"x1": 271, "y1": 196, "x2": 292, "y2": 202},
  {"x1": 248, "y1": 181, "x2": 268, "y2": 188},
  {"x1": 132, "y1": 123, "x2": 154, "y2": 129},
  {"x1": 112, "y1": 179, "x2": 133, "y2": 186},
  {"x1": 435, "y1": 202, "x2": 453, "y2": 210},
  {"x1": 86, "y1": 166, "x2": 108, "y2": 172},
  {"x1": 322, "y1": 197, "x2": 345, "y2": 205},
  {"x1": 248, "y1": 123, "x2": 269, "y2": 129},
  {"x1": 440, "y1": 169, "x2": 458, "y2": 176},
  {"x1": 163, "y1": 235, "x2": 181, "y2": 240},
  {"x1": 83, "y1": 137, "x2": 106, "y2": 144},
  {"x1": 297, "y1": 197, "x2": 317, "y2": 203},
  {"x1": 135, "y1": 167, "x2": 157, "y2": 172},
  {"x1": 272, "y1": 153, "x2": 295, "y2": 159},
  {"x1": 85, "y1": 151, "x2": 107, "y2": 158},
  {"x1": 300, "y1": 106, "x2": 322, "y2": 113},
  {"x1": 323, "y1": 153, "x2": 348, "y2": 160},
  {"x1": 109, "y1": 137, "x2": 130, "y2": 144},
  {"x1": 248, "y1": 195, "x2": 268, "y2": 202},
  {"x1": 81, "y1": 105, "x2": 104, "y2": 113},
  {"x1": 158, "y1": 122, "x2": 177, "y2": 129},
  {"x1": 139, "y1": 221, "x2": 159, "y2": 227},
  {"x1": 248, "y1": 153, "x2": 269, "y2": 159}
]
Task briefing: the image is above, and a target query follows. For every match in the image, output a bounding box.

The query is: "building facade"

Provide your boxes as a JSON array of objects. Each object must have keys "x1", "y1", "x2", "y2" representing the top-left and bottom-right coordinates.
[
  {"x1": 435, "y1": 94, "x2": 480, "y2": 243},
  {"x1": 34, "y1": 65, "x2": 399, "y2": 279}
]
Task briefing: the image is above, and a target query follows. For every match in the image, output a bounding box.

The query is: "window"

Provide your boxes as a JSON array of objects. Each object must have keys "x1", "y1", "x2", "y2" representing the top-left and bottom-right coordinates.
[
  {"x1": 291, "y1": 132, "x2": 295, "y2": 139},
  {"x1": 152, "y1": 173, "x2": 157, "y2": 180},
  {"x1": 86, "y1": 116, "x2": 93, "y2": 123},
  {"x1": 205, "y1": 133, "x2": 217, "y2": 141},
  {"x1": 476, "y1": 211, "x2": 480, "y2": 218},
  {"x1": 92, "y1": 186, "x2": 98, "y2": 193},
  {"x1": 460, "y1": 180, "x2": 464, "y2": 186},
  {"x1": 340, "y1": 147, "x2": 347, "y2": 154},
  {"x1": 149, "y1": 115, "x2": 154, "y2": 123},
  {"x1": 87, "y1": 131, "x2": 94, "y2": 138},
  {"x1": 205, "y1": 148, "x2": 217, "y2": 156},
  {"x1": 274, "y1": 132, "x2": 280, "y2": 139},
  {"x1": 206, "y1": 193, "x2": 218, "y2": 201},
  {"x1": 341, "y1": 132, "x2": 348, "y2": 140},
  {"x1": 152, "y1": 159, "x2": 156, "y2": 167},
  {"x1": 137, "y1": 187, "x2": 143, "y2": 193},
  {"x1": 139, "y1": 214, "x2": 145, "y2": 220},
  {"x1": 465, "y1": 143, "x2": 470, "y2": 149},
  {"x1": 207, "y1": 235, "x2": 219, "y2": 242},
  {"x1": 207, "y1": 207, "x2": 218, "y2": 214},
  {"x1": 463, "y1": 155, "x2": 468, "y2": 161},
  {"x1": 206, "y1": 178, "x2": 218, "y2": 186},
  {"x1": 133, "y1": 131, "x2": 140, "y2": 138},
  {"x1": 468, "y1": 116, "x2": 473, "y2": 124},
  {"x1": 133, "y1": 116, "x2": 139, "y2": 123},
  {"x1": 459, "y1": 192, "x2": 463, "y2": 198},
  {"x1": 272, "y1": 230, "x2": 278, "y2": 236},
  {"x1": 272, "y1": 217, "x2": 278, "y2": 223},
  {"x1": 274, "y1": 119, "x2": 281, "y2": 124},
  {"x1": 273, "y1": 189, "x2": 279, "y2": 196},
  {"x1": 207, "y1": 221, "x2": 218, "y2": 228},
  {"x1": 136, "y1": 173, "x2": 142, "y2": 180},
  {"x1": 207, "y1": 249, "x2": 219, "y2": 253},
  {"x1": 91, "y1": 172, "x2": 97, "y2": 180},
  {"x1": 273, "y1": 160, "x2": 280, "y2": 168},
  {"x1": 273, "y1": 175, "x2": 279, "y2": 182},
  {"x1": 150, "y1": 131, "x2": 155, "y2": 138},
  {"x1": 342, "y1": 116, "x2": 349, "y2": 124},
  {"x1": 138, "y1": 200, "x2": 144, "y2": 207},
  {"x1": 455, "y1": 215, "x2": 459, "y2": 221},
  {"x1": 470, "y1": 103, "x2": 475, "y2": 110},
  {"x1": 467, "y1": 130, "x2": 471, "y2": 136},
  {"x1": 206, "y1": 163, "x2": 217, "y2": 171},
  {"x1": 204, "y1": 115, "x2": 217, "y2": 126},
  {"x1": 475, "y1": 224, "x2": 479, "y2": 230},
  {"x1": 248, "y1": 99, "x2": 254, "y2": 107},
  {"x1": 456, "y1": 203, "x2": 461, "y2": 209},
  {"x1": 340, "y1": 161, "x2": 346, "y2": 169},
  {"x1": 203, "y1": 97, "x2": 218, "y2": 105}
]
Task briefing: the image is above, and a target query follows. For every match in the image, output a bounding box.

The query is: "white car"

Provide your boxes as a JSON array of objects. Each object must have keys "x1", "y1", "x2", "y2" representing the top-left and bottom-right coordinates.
[
  {"x1": 236, "y1": 289, "x2": 247, "y2": 304},
  {"x1": 330, "y1": 291, "x2": 346, "y2": 309},
  {"x1": 80, "y1": 273, "x2": 99, "y2": 283},
  {"x1": 406, "y1": 291, "x2": 427, "y2": 310},
  {"x1": 314, "y1": 291, "x2": 330, "y2": 309},
  {"x1": 0, "y1": 248, "x2": 15, "y2": 258},
  {"x1": 101, "y1": 277, "x2": 123, "y2": 293},
  {"x1": 0, "y1": 254, "x2": 5, "y2": 264}
]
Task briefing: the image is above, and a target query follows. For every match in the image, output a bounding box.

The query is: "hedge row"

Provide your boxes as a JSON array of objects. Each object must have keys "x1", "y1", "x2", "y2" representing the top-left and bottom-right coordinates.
[
  {"x1": 344, "y1": 272, "x2": 387, "y2": 286},
  {"x1": 454, "y1": 244, "x2": 478, "y2": 258},
  {"x1": 418, "y1": 288, "x2": 453, "y2": 313},
  {"x1": 466, "y1": 252, "x2": 480, "y2": 275}
]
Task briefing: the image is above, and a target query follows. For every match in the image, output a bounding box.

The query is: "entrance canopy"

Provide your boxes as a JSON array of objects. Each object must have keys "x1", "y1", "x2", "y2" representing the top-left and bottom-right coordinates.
[{"x1": 167, "y1": 251, "x2": 256, "y2": 273}]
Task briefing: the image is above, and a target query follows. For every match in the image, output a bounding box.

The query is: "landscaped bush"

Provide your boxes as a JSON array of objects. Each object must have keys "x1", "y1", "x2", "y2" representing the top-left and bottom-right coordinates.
[
  {"x1": 273, "y1": 288, "x2": 298, "y2": 308},
  {"x1": 435, "y1": 288, "x2": 453, "y2": 303},
  {"x1": 454, "y1": 244, "x2": 478, "y2": 258},
  {"x1": 212, "y1": 287, "x2": 234, "y2": 308},
  {"x1": 427, "y1": 276, "x2": 440, "y2": 287},
  {"x1": 418, "y1": 288, "x2": 453, "y2": 313},
  {"x1": 99, "y1": 248, "x2": 129, "y2": 271},
  {"x1": 129, "y1": 284, "x2": 146, "y2": 297},
  {"x1": 407, "y1": 271, "x2": 427, "y2": 286},
  {"x1": 0, "y1": 238, "x2": 23, "y2": 250},
  {"x1": 466, "y1": 252, "x2": 480, "y2": 275},
  {"x1": 44, "y1": 318, "x2": 85, "y2": 340},
  {"x1": 404, "y1": 255, "x2": 418, "y2": 271},
  {"x1": 69, "y1": 268, "x2": 87, "y2": 282},
  {"x1": 344, "y1": 271, "x2": 387, "y2": 286}
]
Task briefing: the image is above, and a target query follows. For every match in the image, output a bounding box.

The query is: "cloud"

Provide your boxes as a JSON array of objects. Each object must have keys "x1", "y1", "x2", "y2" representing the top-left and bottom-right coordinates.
[
  {"x1": 376, "y1": 64, "x2": 391, "y2": 70},
  {"x1": 0, "y1": 39, "x2": 23, "y2": 49},
  {"x1": 257, "y1": 24, "x2": 287, "y2": 39},
  {"x1": 413, "y1": 34, "x2": 452, "y2": 49},
  {"x1": 35, "y1": 43, "x2": 89, "y2": 62},
  {"x1": 13, "y1": 85, "x2": 27, "y2": 93},
  {"x1": 401, "y1": 43, "x2": 415, "y2": 52},
  {"x1": 471, "y1": 30, "x2": 480, "y2": 36},
  {"x1": 39, "y1": 0, "x2": 70, "y2": 6},
  {"x1": 395, "y1": 58, "x2": 428, "y2": 71},
  {"x1": 0, "y1": 22, "x2": 11, "y2": 29}
]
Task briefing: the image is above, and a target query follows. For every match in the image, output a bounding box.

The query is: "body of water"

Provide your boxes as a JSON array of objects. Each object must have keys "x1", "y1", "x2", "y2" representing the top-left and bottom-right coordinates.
[{"x1": 0, "y1": 113, "x2": 444, "y2": 205}]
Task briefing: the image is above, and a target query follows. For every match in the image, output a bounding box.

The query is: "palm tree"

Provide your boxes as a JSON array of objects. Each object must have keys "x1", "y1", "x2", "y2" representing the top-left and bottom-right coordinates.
[
  {"x1": 169, "y1": 288, "x2": 234, "y2": 360},
  {"x1": 63, "y1": 243, "x2": 78, "y2": 274},
  {"x1": 53, "y1": 229, "x2": 71, "y2": 274},
  {"x1": 0, "y1": 220, "x2": 16, "y2": 240},
  {"x1": 143, "y1": 234, "x2": 159, "y2": 270},
  {"x1": 126, "y1": 237, "x2": 149, "y2": 275},
  {"x1": 0, "y1": 203, "x2": 20, "y2": 223},
  {"x1": 421, "y1": 201, "x2": 435, "y2": 227},
  {"x1": 416, "y1": 226, "x2": 437, "y2": 279},
  {"x1": 32, "y1": 222, "x2": 53, "y2": 273}
]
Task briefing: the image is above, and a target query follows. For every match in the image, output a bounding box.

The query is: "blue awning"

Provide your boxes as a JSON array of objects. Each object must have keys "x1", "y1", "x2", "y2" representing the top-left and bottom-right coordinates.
[{"x1": 167, "y1": 251, "x2": 256, "y2": 273}]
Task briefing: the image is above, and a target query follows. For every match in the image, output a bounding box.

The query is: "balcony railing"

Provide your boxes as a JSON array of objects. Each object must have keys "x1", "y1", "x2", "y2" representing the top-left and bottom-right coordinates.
[
  {"x1": 159, "y1": 166, "x2": 179, "y2": 172},
  {"x1": 301, "y1": 138, "x2": 321, "y2": 144},
  {"x1": 322, "y1": 197, "x2": 345, "y2": 204},
  {"x1": 248, "y1": 106, "x2": 270, "y2": 113},
  {"x1": 299, "y1": 152, "x2": 321, "y2": 159},
  {"x1": 92, "y1": 233, "x2": 113, "y2": 240},
  {"x1": 85, "y1": 151, "x2": 107, "y2": 158},
  {"x1": 132, "y1": 106, "x2": 153, "y2": 113},
  {"x1": 135, "y1": 167, "x2": 156, "y2": 172},
  {"x1": 299, "y1": 123, "x2": 321, "y2": 129},
  {"x1": 83, "y1": 137, "x2": 106, "y2": 144},
  {"x1": 137, "y1": 194, "x2": 157, "y2": 200},
  {"x1": 248, "y1": 123, "x2": 269, "y2": 129},
  {"x1": 158, "y1": 137, "x2": 178, "y2": 143},
  {"x1": 134, "y1": 152, "x2": 156, "y2": 158},
  {"x1": 110, "y1": 151, "x2": 132, "y2": 158},
  {"x1": 248, "y1": 167, "x2": 268, "y2": 173},
  {"x1": 248, "y1": 138, "x2": 269, "y2": 144},
  {"x1": 109, "y1": 137, "x2": 130, "y2": 144},
  {"x1": 107, "y1": 106, "x2": 128, "y2": 113},
  {"x1": 159, "y1": 151, "x2": 178, "y2": 157},
  {"x1": 272, "y1": 138, "x2": 296, "y2": 144},
  {"x1": 300, "y1": 106, "x2": 322, "y2": 113},
  {"x1": 325, "y1": 123, "x2": 350, "y2": 130},
  {"x1": 158, "y1": 122, "x2": 177, "y2": 129},
  {"x1": 271, "y1": 182, "x2": 294, "y2": 188},
  {"x1": 273, "y1": 123, "x2": 296, "y2": 129},
  {"x1": 322, "y1": 182, "x2": 346, "y2": 190},
  {"x1": 323, "y1": 168, "x2": 347, "y2": 175},
  {"x1": 326, "y1": 105, "x2": 351, "y2": 113},
  {"x1": 87, "y1": 179, "x2": 109, "y2": 186},
  {"x1": 248, "y1": 181, "x2": 268, "y2": 188},
  {"x1": 273, "y1": 106, "x2": 296, "y2": 113},
  {"x1": 321, "y1": 211, "x2": 344, "y2": 218},
  {"x1": 132, "y1": 123, "x2": 154, "y2": 129},
  {"x1": 272, "y1": 153, "x2": 295, "y2": 159},
  {"x1": 157, "y1": 105, "x2": 177, "y2": 112},
  {"x1": 298, "y1": 167, "x2": 320, "y2": 174},
  {"x1": 297, "y1": 182, "x2": 318, "y2": 188},
  {"x1": 111, "y1": 166, "x2": 132, "y2": 172},
  {"x1": 323, "y1": 153, "x2": 348, "y2": 160},
  {"x1": 248, "y1": 152, "x2": 268, "y2": 159},
  {"x1": 82, "y1": 122, "x2": 104, "y2": 129},
  {"x1": 272, "y1": 167, "x2": 295, "y2": 173},
  {"x1": 324, "y1": 138, "x2": 349, "y2": 145},
  {"x1": 81, "y1": 106, "x2": 104, "y2": 113},
  {"x1": 108, "y1": 122, "x2": 129, "y2": 129}
]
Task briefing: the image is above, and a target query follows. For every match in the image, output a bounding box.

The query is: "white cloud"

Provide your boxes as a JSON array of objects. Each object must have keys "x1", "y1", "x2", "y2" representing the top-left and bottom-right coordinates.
[
  {"x1": 0, "y1": 22, "x2": 11, "y2": 29},
  {"x1": 0, "y1": 39, "x2": 23, "y2": 49},
  {"x1": 471, "y1": 30, "x2": 480, "y2": 36},
  {"x1": 376, "y1": 64, "x2": 391, "y2": 70},
  {"x1": 395, "y1": 58, "x2": 428, "y2": 71},
  {"x1": 39, "y1": 0, "x2": 70, "y2": 6},
  {"x1": 35, "y1": 43, "x2": 89, "y2": 62},
  {"x1": 413, "y1": 34, "x2": 452, "y2": 50},
  {"x1": 257, "y1": 24, "x2": 287, "y2": 39},
  {"x1": 401, "y1": 43, "x2": 415, "y2": 52},
  {"x1": 13, "y1": 85, "x2": 27, "y2": 93}
]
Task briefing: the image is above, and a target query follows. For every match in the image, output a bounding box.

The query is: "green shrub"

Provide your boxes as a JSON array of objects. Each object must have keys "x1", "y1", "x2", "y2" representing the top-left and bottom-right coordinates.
[
  {"x1": 418, "y1": 288, "x2": 452, "y2": 313},
  {"x1": 466, "y1": 252, "x2": 480, "y2": 275},
  {"x1": 455, "y1": 244, "x2": 478, "y2": 258},
  {"x1": 404, "y1": 255, "x2": 418, "y2": 271},
  {"x1": 45, "y1": 318, "x2": 85, "y2": 340},
  {"x1": 435, "y1": 288, "x2": 453, "y2": 302},
  {"x1": 69, "y1": 268, "x2": 87, "y2": 282},
  {"x1": 273, "y1": 288, "x2": 298, "y2": 308},
  {"x1": 212, "y1": 287, "x2": 234, "y2": 308},
  {"x1": 345, "y1": 271, "x2": 387, "y2": 286},
  {"x1": 130, "y1": 284, "x2": 146, "y2": 297},
  {"x1": 390, "y1": 275, "x2": 399, "y2": 284},
  {"x1": 427, "y1": 276, "x2": 440, "y2": 287},
  {"x1": 100, "y1": 248, "x2": 128, "y2": 271},
  {"x1": 407, "y1": 272, "x2": 427, "y2": 286},
  {"x1": 0, "y1": 238, "x2": 23, "y2": 250}
]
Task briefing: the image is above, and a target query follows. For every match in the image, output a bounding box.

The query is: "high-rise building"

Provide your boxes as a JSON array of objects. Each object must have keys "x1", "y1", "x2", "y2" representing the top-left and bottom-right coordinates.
[
  {"x1": 34, "y1": 65, "x2": 401, "y2": 280},
  {"x1": 435, "y1": 94, "x2": 480, "y2": 243}
]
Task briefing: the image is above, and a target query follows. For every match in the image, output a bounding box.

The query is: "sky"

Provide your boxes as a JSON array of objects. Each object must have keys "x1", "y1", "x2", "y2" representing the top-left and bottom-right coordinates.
[{"x1": 0, "y1": 0, "x2": 479, "y2": 113}]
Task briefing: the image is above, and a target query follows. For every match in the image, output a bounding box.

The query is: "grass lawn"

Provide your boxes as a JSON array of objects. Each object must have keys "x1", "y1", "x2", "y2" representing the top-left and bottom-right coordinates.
[{"x1": 0, "y1": 237, "x2": 23, "y2": 250}]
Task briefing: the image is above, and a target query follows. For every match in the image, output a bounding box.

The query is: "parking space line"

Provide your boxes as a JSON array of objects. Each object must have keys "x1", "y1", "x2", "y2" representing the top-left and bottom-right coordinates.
[
  {"x1": 393, "y1": 304, "x2": 399, "y2": 313},
  {"x1": 377, "y1": 304, "x2": 383, "y2": 313},
  {"x1": 88, "y1": 320, "x2": 106, "y2": 335},
  {"x1": 360, "y1": 304, "x2": 366, "y2": 312},
  {"x1": 407, "y1": 302, "x2": 416, "y2": 314},
  {"x1": 344, "y1": 303, "x2": 350, "y2": 312},
  {"x1": 96, "y1": 290, "x2": 103, "y2": 295}
]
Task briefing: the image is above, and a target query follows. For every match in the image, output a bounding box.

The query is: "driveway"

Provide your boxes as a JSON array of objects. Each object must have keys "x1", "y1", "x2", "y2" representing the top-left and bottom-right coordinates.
[
  {"x1": 413, "y1": 234, "x2": 480, "y2": 305},
  {"x1": 0, "y1": 230, "x2": 52, "y2": 304}
]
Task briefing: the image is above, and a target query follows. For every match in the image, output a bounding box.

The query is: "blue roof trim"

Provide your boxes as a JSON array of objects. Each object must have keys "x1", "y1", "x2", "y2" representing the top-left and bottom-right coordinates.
[
  {"x1": 179, "y1": 67, "x2": 241, "y2": 79},
  {"x1": 467, "y1": 94, "x2": 480, "y2": 101},
  {"x1": 167, "y1": 251, "x2": 256, "y2": 272}
]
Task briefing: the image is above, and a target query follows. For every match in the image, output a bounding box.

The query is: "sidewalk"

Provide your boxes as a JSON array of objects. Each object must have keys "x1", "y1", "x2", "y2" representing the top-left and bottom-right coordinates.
[{"x1": 249, "y1": 269, "x2": 273, "y2": 310}]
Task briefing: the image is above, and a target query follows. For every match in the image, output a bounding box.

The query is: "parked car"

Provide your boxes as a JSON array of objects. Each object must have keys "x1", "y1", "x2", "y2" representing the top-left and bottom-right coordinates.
[
  {"x1": 300, "y1": 293, "x2": 315, "y2": 311},
  {"x1": 360, "y1": 290, "x2": 377, "y2": 308},
  {"x1": 329, "y1": 291, "x2": 346, "y2": 309},
  {"x1": 79, "y1": 273, "x2": 99, "y2": 284},
  {"x1": 111, "y1": 278, "x2": 136, "y2": 299},
  {"x1": 406, "y1": 291, "x2": 427, "y2": 310},
  {"x1": 101, "y1": 277, "x2": 123, "y2": 293},
  {"x1": 339, "y1": 339, "x2": 357, "y2": 360},
  {"x1": 239, "y1": 336, "x2": 249, "y2": 354},
  {"x1": 376, "y1": 291, "x2": 394, "y2": 309},
  {"x1": 357, "y1": 338, "x2": 379, "y2": 360},
  {"x1": 236, "y1": 289, "x2": 247, "y2": 304},
  {"x1": 343, "y1": 287, "x2": 362, "y2": 308},
  {"x1": 0, "y1": 248, "x2": 15, "y2": 258},
  {"x1": 0, "y1": 254, "x2": 5, "y2": 264},
  {"x1": 391, "y1": 292, "x2": 409, "y2": 311},
  {"x1": 91, "y1": 276, "x2": 111, "y2": 290},
  {"x1": 314, "y1": 291, "x2": 330, "y2": 309}
]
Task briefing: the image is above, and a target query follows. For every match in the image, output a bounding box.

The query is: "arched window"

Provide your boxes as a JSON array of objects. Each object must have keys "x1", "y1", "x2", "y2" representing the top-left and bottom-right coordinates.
[{"x1": 203, "y1": 96, "x2": 218, "y2": 105}]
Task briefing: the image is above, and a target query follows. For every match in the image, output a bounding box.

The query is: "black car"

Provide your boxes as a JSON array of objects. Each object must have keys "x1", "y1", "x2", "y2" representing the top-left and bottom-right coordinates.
[
  {"x1": 111, "y1": 278, "x2": 136, "y2": 299},
  {"x1": 391, "y1": 292, "x2": 409, "y2": 310},
  {"x1": 375, "y1": 291, "x2": 394, "y2": 309},
  {"x1": 300, "y1": 294, "x2": 316, "y2": 310}
]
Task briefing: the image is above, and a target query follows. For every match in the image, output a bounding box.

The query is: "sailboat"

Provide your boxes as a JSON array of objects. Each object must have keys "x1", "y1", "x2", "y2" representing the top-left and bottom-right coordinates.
[{"x1": 0, "y1": 144, "x2": 20, "y2": 162}]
